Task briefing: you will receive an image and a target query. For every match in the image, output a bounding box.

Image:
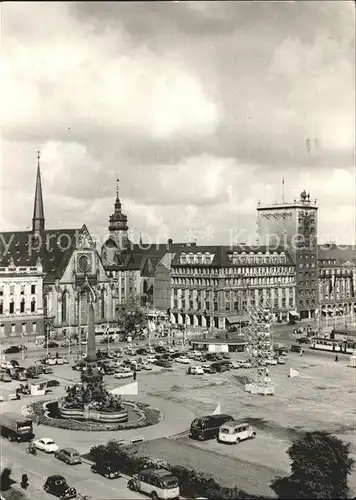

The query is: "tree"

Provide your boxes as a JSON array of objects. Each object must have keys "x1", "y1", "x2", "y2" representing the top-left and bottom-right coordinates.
[
  {"x1": 271, "y1": 431, "x2": 354, "y2": 499},
  {"x1": 116, "y1": 295, "x2": 146, "y2": 339}
]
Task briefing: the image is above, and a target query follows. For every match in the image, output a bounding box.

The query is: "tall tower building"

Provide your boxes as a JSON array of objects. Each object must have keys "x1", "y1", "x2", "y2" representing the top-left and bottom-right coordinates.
[
  {"x1": 108, "y1": 177, "x2": 129, "y2": 251},
  {"x1": 32, "y1": 150, "x2": 45, "y2": 234},
  {"x1": 257, "y1": 190, "x2": 319, "y2": 320}
]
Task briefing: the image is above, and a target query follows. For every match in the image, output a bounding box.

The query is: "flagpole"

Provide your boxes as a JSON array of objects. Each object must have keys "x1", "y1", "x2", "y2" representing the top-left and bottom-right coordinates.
[{"x1": 282, "y1": 178, "x2": 285, "y2": 203}]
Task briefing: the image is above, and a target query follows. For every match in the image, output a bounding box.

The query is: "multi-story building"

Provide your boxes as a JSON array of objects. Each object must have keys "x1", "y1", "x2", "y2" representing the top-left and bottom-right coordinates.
[
  {"x1": 257, "y1": 190, "x2": 319, "y2": 319},
  {"x1": 0, "y1": 259, "x2": 44, "y2": 339},
  {"x1": 0, "y1": 155, "x2": 115, "y2": 342},
  {"x1": 170, "y1": 246, "x2": 297, "y2": 329},
  {"x1": 318, "y1": 244, "x2": 356, "y2": 317}
]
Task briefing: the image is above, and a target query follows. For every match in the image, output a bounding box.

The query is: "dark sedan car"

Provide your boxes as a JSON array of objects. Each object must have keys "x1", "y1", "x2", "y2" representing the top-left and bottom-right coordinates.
[
  {"x1": 46, "y1": 379, "x2": 60, "y2": 387},
  {"x1": 91, "y1": 461, "x2": 120, "y2": 479},
  {"x1": 4, "y1": 345, "x2": 27, "y2": 354},
  {"x1": 43, "y1": 475, "x2": 76, "y2": 498}
]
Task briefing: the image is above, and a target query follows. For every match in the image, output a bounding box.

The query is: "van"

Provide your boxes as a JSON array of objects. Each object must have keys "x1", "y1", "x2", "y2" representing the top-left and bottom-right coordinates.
[
  {"x1": 218, "y1": 422, "x2": 256, "y2": 444},
  {"x1": 190, "y1": 414, "x2": 233, "y2": 441},
  {"x1": 128, "y1": 469, "x2": 180, "y2": 499}
]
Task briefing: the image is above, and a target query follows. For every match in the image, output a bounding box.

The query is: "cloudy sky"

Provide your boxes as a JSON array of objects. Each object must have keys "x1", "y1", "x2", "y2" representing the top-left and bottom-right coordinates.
[{"x1": 1, "y1": 1, "x2": 355, "y2": 246}]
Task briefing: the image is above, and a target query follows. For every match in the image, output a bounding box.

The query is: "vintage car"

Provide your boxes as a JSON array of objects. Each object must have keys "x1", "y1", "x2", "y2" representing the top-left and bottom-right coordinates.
[{"x1": 43, "y1": 475, "x2": 76, "y2": 498}]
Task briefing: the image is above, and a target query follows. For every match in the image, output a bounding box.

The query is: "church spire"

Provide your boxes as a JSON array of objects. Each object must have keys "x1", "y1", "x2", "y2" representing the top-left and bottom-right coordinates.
[{"x1": 32, "y1": 150, "x2": 45, "y2": 234}]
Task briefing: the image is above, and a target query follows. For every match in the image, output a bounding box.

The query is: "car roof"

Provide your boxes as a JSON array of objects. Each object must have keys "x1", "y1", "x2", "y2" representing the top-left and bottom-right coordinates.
[
  {"x1": 61, "y1": 447, "x2": 79, "y2": 453},
  {"x1": 40, "y1": 437, "x2": 54, "y2": 442},
  {"x1": 140, "y1": 469, "x2": 172, "y2": 477},
  {"x1": 222, "y1": 421, "x2": 248, "y2": 427},
  {"x1": 48, "y1": 475, "x2": 65, "y2": 481}
]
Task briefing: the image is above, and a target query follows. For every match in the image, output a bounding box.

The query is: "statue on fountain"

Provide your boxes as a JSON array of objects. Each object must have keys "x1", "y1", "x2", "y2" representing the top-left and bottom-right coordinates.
[{"x1": 60, "y1": 277, "x2": 126, "y2": 418}]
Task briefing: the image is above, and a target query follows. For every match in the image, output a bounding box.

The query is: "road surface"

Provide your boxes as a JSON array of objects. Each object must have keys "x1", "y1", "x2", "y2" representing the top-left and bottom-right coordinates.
[{"x1": 1, "y1": 438, "x2": 145, "y2": 499}]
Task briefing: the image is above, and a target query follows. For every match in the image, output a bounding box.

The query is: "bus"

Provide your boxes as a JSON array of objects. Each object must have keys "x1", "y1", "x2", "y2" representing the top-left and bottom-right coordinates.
[{"x1": 310, "y1": 337, "x2": 355, "y2": 355}]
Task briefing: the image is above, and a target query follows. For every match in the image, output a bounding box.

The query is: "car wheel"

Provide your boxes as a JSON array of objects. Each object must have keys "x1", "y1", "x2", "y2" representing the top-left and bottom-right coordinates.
[
  {"x1": 235, "y1": 438, "x2": 240, "y2": 445},
  {"x1": 151, "y1": 492, "x2": 159, "y2": 500},
  {"x1": 7, "y1": 435, "x2": 13, "y2": 442},
  {"x1": 251, "y1": 432, "x2": 256, "y2": 439}
]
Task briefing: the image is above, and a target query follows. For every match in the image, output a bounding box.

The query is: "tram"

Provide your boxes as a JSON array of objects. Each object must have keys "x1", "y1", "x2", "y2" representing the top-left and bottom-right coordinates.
[{"x1": 310, "y1": 337, "x2": 355, "y2": 355}]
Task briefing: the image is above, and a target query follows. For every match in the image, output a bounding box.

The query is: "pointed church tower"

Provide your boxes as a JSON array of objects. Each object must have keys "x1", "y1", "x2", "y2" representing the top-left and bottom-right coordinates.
[
  {"x1": 32, "y1": 150, "x2": 45, "y2": 234},
  {"x1": 108, "y1": 176, "x2": 129, "y2": 251}
]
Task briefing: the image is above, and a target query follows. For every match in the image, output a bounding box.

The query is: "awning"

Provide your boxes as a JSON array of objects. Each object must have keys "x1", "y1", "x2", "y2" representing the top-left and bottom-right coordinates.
[
  {"x1": 289, "y1": 311, "x2": 299, "y2": 317},
  {"x1": 226, "y1": 314, "x2": 249, "y2": 324}
]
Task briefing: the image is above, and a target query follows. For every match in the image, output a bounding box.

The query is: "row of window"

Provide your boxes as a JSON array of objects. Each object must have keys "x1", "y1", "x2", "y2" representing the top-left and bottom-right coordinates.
[
  {"x1": 172, "y1": 276, "x2": 295, "y2": 287},
  {"x1": 227, "y1": 255, "x2": 287, "y2": 265},
  {"x1": 0, "y1": 285, "x2": 36, "y2": 296},
  {"x1": 179, "y1": 253, "x2": 213, "y2": 265},
  {"x1": 174, "y1": 287, "x2": 294, "y2": 300},
  {"x1": 0, "y1": 298, "x2": 36, "y2": 315},
  {"x1": 173, "y1": 266, "x2": 294, "y2": 276}
]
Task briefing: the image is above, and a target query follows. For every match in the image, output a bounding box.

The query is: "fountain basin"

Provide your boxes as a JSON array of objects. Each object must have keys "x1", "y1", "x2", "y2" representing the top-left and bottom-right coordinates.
[{"x1": 58, "y1": 401, "x2": 129, "y2": 423}]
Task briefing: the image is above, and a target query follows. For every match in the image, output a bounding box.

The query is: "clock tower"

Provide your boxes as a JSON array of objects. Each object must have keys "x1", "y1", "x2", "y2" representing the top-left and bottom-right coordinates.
[{"x1": 108, "y1": 177, "x2": 129, "y2": 251}]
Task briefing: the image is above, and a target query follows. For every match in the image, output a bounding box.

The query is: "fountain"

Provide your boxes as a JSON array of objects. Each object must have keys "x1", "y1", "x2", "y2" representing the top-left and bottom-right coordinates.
[{"x1": 58, "y1": 278, "x2": 129, "y2": 423}]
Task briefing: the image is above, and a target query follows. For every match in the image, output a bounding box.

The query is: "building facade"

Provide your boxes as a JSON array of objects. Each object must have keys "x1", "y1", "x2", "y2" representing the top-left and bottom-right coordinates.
[
  {"x1": 318, "y1": 244, "x2": 356, "y2": 317},
  {"x1": 170, "y1": 246, "x2": 297, "y2": 329},
  {"x1": 0, "y1": 260, "x2": 44, "y2": 339},
  {"x1": 257, "y1": 190, "x2": 319, "y2": 319}
]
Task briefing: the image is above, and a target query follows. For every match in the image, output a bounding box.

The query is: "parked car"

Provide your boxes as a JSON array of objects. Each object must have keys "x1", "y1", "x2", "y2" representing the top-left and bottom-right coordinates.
[
  {"x1": 91, "y1": 461, "x2": 120, "y2": 479},
  {"x1": 54, "y1": 447, "x2": 82, "y2": 465},
  {"x1": 238, "y1": 360, "x2": 252, "y2": 368},
  {"x1": 176, "y1": 356, "x2": 190, "y2": 364},
  {"x1": 218, "y1": 422, "x2": 256, "y2": 444},
  {"x1": 25, "y1": 367, "x2": 40, "y2": 379},
  {"x1": 9, "y1": 360, "x2": 20, "y2": 367},
  {"x1": 187, "y1": 365, "x2": 205, "y2": 375},
  {"x1": 43, "y1": 475, "x2": 76, "y2": 498},
  {"x1": 0, "y1": 373, "x2": 12, "y2": 383},
  {"x1": 136, "y1": 348, "x2": 147, "y2": 355},
  {"x1": 34, "y1": 437, "x2": 59, "y2": 453},
  {"x1": 277, "y1": 357, "x2": 286, "y2": 364},
  {"x1": 12, "y1": 370, "x2": 27, "y2": 381},
  {"x1": 155, "y1": 359, "x2": 173, "y2": 368},
  {"x1": 211, "y1": 362, "x2": 230, "y2": 373},
  {"x1": 201, "y1": 364, "x2": 217, "y2": 374},
  {"x1": 46, "y1": 379, "x2": 60, "y2": 387},
  {"x1": 146, "y1": 355, "x2": 157, "y2": 363},
  {"x1": 266, "y1": 358, "x2": 278, "y2": 365},
  {"x1": 140, "y1": 361, "x2": 152, "y2": 370},
  {"x1": 230, "y1": 361, "x2": 241, "y2": 369},
  {"x1": 114, "y1": 370, "x2": 134, "y2": 379}
]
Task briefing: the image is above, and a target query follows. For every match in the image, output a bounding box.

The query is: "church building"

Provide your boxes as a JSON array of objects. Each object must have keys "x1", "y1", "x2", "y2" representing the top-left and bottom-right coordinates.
[{"x1": 0, "y1": 153, "x2": 115, "y2": 342}]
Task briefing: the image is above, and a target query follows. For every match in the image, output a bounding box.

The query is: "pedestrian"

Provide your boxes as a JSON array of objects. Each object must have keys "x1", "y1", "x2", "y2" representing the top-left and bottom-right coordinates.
[
  {"x1": 133, "y1": 371, "x2": 137, "y2": 381},
  {"x1": 335, "y1": 355, "x2": 339, "y2": 362},
  {"x1": 300, "y1": 348, "x2": 304, "y2": 356}
]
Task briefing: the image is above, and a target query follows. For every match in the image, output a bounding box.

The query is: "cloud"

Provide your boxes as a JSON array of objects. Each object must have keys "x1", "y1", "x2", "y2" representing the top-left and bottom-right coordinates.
[{"x1": 1, "y1": 1, "x2": 355, "y2": 246}]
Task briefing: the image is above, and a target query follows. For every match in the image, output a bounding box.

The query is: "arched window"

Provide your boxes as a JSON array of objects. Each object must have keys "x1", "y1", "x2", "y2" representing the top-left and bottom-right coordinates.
[
  {"x1": 61, "y1": 292, "x2": 67, "y2": 323},
  {"x1": 20, "y1": 297, "x2": 25, "y2": 313},
  {"x1": 101, "y1": 289, "x2": 105, "y2": 319}
]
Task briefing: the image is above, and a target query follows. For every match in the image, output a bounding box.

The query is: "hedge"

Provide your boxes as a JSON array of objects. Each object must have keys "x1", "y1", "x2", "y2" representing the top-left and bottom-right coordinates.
[
  {"x1": 26, "y1": 400, "x2": 161, "y2": 431},
  {"x1": 90, "y1": 441, "x2": 266, "y2": 500}
]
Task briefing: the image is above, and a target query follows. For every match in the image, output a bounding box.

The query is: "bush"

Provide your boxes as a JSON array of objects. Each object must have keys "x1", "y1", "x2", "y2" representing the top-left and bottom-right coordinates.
[{"x1": 90, "y1": 442, "x2": 264, "y2": 499}]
